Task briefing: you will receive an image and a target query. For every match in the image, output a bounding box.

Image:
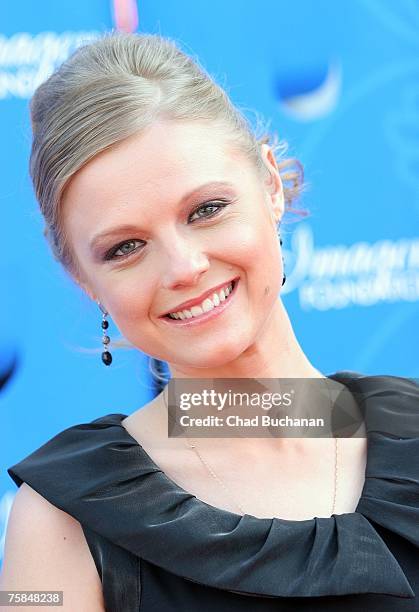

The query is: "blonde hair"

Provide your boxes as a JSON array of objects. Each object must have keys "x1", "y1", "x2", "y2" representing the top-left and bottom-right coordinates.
[{"x1": 28, "y1": 31, "x2": 308, "y2": 379}]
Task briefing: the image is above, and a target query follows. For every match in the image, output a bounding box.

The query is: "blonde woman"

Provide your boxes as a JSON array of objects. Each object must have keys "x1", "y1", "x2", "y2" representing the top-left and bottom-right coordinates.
[{"x1": 2, "y1": 32, "x2": 419, "y2": 611}]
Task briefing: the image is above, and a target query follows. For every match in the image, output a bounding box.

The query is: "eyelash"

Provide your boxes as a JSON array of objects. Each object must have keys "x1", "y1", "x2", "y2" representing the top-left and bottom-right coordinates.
[{"x1": 104, "y1": 200, "x2": 231, "y2": 261}]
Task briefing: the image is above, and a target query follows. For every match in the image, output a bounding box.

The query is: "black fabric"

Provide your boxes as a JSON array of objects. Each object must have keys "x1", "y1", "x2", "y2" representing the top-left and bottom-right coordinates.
[
  {"x1": 7, "y1": 371, "x2": 419, "y2": 611},
  {"x1": 81, "y1": 524, "x2": 140, "y2": 612}
]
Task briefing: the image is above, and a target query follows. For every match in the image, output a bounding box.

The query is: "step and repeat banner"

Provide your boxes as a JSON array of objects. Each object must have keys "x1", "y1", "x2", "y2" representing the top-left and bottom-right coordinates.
[{"x1": 1, "y1": 0, "x2": 418, "y2": 565}]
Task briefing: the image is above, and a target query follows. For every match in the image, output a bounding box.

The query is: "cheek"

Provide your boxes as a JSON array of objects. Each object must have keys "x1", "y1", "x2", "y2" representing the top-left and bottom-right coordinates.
[
  {"x1": 100, "y1": 277, "x2": 152, "y2": 327},
  {"x1": 227, "y1": 216, "x2": 282, "y2": 275},
  {"x1": 238, "y1": 217, "x2": 283, "y2": 303}
]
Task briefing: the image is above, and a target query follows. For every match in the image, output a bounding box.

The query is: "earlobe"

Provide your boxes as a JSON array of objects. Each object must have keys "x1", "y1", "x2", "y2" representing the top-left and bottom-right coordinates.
[{"x1": 273, "y1": 185, "x2": 285, "y2": 225}]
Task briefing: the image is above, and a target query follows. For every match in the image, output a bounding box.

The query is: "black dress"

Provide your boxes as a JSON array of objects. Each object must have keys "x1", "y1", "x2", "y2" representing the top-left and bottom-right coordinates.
[{"x1": 7, "y1": 371, "x2": 419, "y2": 611}]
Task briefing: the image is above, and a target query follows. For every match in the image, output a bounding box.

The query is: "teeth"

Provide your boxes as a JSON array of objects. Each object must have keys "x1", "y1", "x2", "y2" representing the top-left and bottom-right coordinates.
[
  {"x1": 168, "y1": 281, "x2": 234, "y2": 319},
  {"x1": 202, "y1": 298, "x2": 215, "y2": 313},
  {"x1": 190, "y1": 305, "x2": 203, "y2": 316}
]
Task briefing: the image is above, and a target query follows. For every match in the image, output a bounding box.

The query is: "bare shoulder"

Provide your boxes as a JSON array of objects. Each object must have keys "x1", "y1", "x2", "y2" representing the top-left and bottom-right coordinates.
[{"x1": 0, "y1": 483, "x2": 105, "y2": 611}]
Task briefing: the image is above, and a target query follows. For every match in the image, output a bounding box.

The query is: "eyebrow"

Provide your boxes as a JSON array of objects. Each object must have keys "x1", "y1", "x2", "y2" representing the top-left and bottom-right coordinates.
[{"x1": 88, "y1": 180, "x2": 236, "y2": 252}]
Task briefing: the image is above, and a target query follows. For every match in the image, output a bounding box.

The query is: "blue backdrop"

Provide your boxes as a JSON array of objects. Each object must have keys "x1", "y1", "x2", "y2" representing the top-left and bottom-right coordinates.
[{"x1": 1, "y1": 0, "x2": 418, "y2": 566}]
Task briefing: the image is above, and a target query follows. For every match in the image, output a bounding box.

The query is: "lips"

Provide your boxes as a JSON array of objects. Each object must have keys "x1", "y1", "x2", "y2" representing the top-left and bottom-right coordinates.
[{"x1": 159, "y1": 276, "x2": 240, "y2": 317}]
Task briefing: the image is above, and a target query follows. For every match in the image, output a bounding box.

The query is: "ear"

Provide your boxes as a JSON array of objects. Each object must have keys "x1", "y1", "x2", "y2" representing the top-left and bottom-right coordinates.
[{"x1": 260, "y1": 144, "x2": 285, "y2": 225}]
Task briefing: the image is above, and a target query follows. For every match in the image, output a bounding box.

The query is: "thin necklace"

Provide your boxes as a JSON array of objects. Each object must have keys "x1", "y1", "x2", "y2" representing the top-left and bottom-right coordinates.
[{"x1": 184, "y1": 377, "x2": 338, "y2": 517}]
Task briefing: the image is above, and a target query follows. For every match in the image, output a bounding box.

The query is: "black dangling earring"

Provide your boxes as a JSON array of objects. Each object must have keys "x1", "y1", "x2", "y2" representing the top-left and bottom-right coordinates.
[
  {"x1": 279, "y1": 235, "x2": 286, "y2": 286},
  {"x1": 98, "y1": 302, "x2": 112, "y2": 366}
]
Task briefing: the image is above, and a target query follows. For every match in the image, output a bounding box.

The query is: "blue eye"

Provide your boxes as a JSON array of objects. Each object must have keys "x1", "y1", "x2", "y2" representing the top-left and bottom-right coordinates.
[
  {"x1": 105, "y1": 239, "x2": 144, "y2": 261},
  {"x1": 188, "y1": 200, "x2": 229, "y2": 222},
  {"x1": 104, "y1": 200, "x2": 230, "y2": 261}
]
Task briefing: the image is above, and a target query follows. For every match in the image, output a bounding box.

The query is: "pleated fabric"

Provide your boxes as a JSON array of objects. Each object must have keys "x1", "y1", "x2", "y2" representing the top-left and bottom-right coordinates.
[{"x1": 7, "y1": 371, "x2": 419, "y2": 611}]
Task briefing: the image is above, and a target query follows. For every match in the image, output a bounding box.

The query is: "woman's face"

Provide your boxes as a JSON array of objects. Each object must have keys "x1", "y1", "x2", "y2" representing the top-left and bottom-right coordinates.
[{"x1": 62, "y1": 120, "x2": 285, "y2": 372}]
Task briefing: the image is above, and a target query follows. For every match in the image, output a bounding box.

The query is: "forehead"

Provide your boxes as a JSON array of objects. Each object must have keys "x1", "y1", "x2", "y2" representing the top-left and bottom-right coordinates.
[{"x1": 62, "y1": 120, "x2": 251, "y2": 214}]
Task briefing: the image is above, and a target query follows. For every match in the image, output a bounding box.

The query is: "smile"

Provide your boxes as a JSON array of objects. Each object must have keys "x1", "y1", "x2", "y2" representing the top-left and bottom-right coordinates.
[{"x1": 160, "y1": 278, "x2": 239, "y2": 327}]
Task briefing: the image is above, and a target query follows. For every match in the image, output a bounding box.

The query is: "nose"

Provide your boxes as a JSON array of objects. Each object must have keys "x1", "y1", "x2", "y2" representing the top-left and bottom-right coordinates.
[{"x1": 159, "y1": 232, "x2": 210, "y2": 290}]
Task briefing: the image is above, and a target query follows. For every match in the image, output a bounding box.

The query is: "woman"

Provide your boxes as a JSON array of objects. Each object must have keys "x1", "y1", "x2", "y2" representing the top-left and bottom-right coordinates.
[{"x1": 2, "y1": 32, "x2": 419, "y2": 611}]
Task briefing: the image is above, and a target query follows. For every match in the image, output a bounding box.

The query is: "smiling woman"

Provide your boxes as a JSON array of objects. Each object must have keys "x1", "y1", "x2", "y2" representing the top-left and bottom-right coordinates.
[{"x1": 3, "y1": 30, "x2": 419, "y2": 612}]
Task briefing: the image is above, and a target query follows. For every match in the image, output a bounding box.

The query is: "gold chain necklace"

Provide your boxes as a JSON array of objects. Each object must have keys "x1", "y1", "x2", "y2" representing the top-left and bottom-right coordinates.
[{"x1": 184, "y1": 377, "x2": 338, "y2": 517}]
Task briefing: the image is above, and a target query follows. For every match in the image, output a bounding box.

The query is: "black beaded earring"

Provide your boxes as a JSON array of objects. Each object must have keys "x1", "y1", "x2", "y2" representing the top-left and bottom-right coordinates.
[{"x1": 98, "y1": 302, "x2": 112, "y2": 366}]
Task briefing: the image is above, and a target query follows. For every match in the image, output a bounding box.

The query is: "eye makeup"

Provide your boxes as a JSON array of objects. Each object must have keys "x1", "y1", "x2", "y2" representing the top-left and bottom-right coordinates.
[{"x1": 101, "y1": 198, "x2": 232, "y2": 262}]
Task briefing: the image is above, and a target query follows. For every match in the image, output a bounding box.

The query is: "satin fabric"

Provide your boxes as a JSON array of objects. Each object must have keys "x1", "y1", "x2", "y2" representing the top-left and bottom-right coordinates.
[{"x1": 7, "y1": 371, "x2": 419, "y2": 611}]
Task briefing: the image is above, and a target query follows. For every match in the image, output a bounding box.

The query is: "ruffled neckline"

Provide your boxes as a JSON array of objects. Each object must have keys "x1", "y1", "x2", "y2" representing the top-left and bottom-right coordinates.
[{"x1": 7, "y1": 371, "x2": 419, "y2": 599}]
